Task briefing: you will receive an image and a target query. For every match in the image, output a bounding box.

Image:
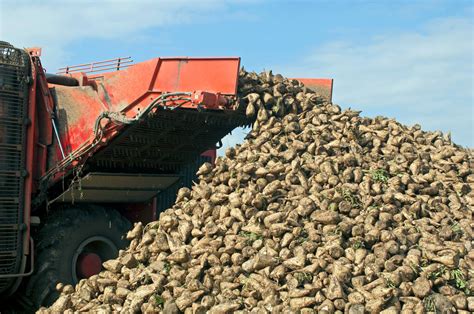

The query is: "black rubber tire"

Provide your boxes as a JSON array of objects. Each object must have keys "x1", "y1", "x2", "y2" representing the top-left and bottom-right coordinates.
[{"x1": 23, "y1": 205, "x2": 131, "y2": 309}]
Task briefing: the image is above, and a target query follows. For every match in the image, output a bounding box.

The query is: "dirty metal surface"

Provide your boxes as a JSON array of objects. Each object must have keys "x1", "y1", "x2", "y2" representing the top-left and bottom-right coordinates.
[
  {"x1": 52, "y1": 172, "x2": 180, "y2": 203},
  {"x1": 88, "y1": 107, "x2": 248, "y2": 173}
]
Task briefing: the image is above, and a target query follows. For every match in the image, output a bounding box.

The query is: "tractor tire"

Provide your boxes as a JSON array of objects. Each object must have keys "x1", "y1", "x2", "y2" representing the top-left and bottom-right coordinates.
[{"x1": 22, "y1": 205, "x2": 131, "y2": 309}]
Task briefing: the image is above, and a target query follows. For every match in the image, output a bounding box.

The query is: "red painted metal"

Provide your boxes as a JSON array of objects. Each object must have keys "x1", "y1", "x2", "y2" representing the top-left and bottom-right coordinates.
[
  {"x1": 22, "y1": 58, "x2": 37, "y2": 254},
  {"x1": 191, "y1": 91, "x2": 230, "y2": 109},
  {"x1": 48, "y1": 86, "x2": 104, "y2": 157},
  {"x1": 24, "y1": 54, "x2": 57, "y2": 252},
  {"x1": 293, "y1": 78, "x2": 333, "y2": 102},
  {"x1": 84, "y1": 57, "x2": 241, "y2": 116},
  {"x1": 45, "y1": 57, "x2": 241, "y2": 183},
  {"x1": 76, "y1": 253, "x2": 102, "y2": 278}
]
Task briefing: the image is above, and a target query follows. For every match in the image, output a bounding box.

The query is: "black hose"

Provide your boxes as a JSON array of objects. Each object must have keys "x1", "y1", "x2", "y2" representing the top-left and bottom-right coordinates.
[{"x1": 45, "y1": 73, "x2": 79, "y2": 86}]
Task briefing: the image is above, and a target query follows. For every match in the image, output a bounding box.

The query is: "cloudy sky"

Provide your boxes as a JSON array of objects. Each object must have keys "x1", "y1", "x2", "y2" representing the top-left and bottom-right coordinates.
[{"x1": 1, "y1": 0, "x2": 472, "y2": 149}]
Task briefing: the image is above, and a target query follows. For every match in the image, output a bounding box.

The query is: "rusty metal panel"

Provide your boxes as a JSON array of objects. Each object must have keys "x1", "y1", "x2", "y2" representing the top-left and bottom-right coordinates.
[{"x1": 51, "y1": 85, "x2": 105, "y2": 161}]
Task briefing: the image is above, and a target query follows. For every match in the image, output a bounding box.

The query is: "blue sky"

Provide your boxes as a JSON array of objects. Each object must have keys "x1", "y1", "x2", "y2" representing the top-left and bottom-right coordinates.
[{"x1": 1, "y1": 0, "x2": 473, "y2": 149}]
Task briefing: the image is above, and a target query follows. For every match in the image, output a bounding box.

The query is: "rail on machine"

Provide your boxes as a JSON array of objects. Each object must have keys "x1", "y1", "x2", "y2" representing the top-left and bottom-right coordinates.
[{"x1": 57, "y1": 57, "x2": 133, "y2": 75}]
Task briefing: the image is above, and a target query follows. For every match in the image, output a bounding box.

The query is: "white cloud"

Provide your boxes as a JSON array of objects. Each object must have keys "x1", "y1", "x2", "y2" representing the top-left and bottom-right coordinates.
[
  {"x1": 279, "y1": 15, "x2": 474, "y2": 147},
  {"x1": 0, "y1": 0, "x2": 249, "y2": 69}
]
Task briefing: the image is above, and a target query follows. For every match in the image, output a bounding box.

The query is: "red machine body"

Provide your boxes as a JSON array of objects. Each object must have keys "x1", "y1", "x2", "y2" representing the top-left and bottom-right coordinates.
[{"x1": 33, "y1": 56, "x2": 241, "y2": 187}]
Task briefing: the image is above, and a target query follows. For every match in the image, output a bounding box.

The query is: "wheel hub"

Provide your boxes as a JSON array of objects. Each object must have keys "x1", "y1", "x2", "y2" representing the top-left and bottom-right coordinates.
[
  {"x1": 76, "y1": 253, "x2": 102, "y2": 279},
  {"x1": 72, "y1": 236, "x2": 118, "y2": 283}
]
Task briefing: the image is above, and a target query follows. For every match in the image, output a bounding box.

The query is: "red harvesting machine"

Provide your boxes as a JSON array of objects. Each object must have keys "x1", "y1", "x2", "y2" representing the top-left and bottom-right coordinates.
[{"x1": 0, "y1": 41, "x2": 333, "y2": 308}]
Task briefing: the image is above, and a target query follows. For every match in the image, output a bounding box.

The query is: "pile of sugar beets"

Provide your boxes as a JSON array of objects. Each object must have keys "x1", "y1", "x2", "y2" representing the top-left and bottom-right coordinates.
[{"x1": 42, "y1": 70, "x2": 473, "y2": 314}]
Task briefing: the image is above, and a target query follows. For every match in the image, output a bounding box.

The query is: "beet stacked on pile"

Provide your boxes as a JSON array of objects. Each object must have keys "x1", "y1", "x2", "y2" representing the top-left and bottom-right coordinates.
[{"x1": 43, "y1": 70, "x2": 473, "y2": 314}]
